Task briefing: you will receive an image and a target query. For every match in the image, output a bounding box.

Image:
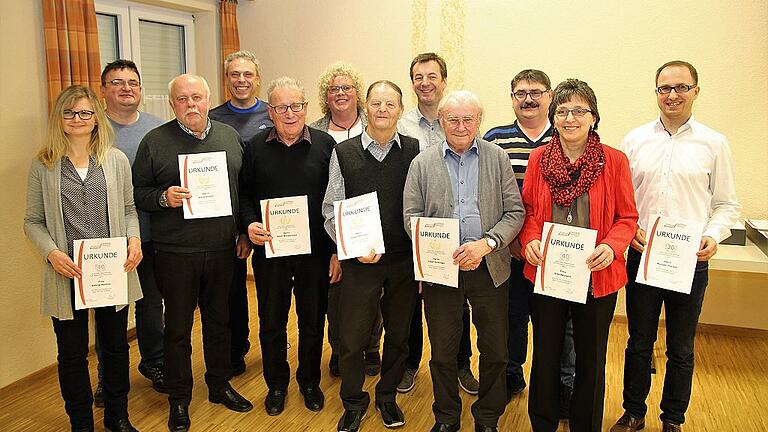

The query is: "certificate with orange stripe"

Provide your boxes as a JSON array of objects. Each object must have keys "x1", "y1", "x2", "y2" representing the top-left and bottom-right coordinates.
[
  {"x1": 73, "y1": 237, "x2": 128, "y2": 310},
  {"x1": 178, "y1": 151, "x2": 232, "y2": 219},
  {"x1": 260, "y1": 195, "x2": 311, "y2": 258},
  {"x1": 636, "y1": 215, "x2": 703, "y2": 294},
  {"x1": 410, "y1": 217, "x2": 459, "y2": 287},
  {"x1": 333, "y1": 191, "x2": 385, "y2": 260},
  {"x1": 534, "y1": 222, "x2": 596, "y2": 304}
]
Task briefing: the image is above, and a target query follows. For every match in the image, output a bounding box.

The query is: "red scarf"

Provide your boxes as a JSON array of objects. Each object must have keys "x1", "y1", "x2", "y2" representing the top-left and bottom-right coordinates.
[{"x1": 540, "y1": 130, "x2": 605, "y2": 207}]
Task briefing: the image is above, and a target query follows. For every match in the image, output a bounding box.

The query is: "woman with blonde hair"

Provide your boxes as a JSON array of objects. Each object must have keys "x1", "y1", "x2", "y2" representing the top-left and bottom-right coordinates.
[
  {"x1": 24, "y1": 85, "x2": 143, "y2": 432},
  {"x1": 310, "y1": 61, "x2": 368, "y2": 143}
]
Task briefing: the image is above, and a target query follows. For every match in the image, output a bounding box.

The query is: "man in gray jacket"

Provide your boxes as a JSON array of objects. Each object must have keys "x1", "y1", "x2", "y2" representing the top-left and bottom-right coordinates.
[{"x1": 403, "y1": 90, "x2": 524, "y2": 432}]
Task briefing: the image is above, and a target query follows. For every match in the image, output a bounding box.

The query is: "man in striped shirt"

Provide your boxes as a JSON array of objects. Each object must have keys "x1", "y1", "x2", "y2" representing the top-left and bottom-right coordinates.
[{"x1": 483, "y1": 70, "x2": 575, "y2": 416}]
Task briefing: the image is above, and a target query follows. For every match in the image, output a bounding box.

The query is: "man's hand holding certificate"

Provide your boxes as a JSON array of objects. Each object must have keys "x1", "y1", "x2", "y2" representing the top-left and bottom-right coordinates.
[
  {"x1": 532, "y1": 222, "x2": 597, "y2": 304},
  {"x1": 411, "y1": 217, "x2": 459, "y2": 287},
  {"x1": 636, "y1": 215, "x2": 703, "y2": 294},
  {"x1": 260, "y1": 195, "x2": 311, "y2": 258},
  {"x1": 334, "y1": 191, "x2": 385, "y2": 260},
  {"x1": 178, "y1": 151, "x2": 232, "y2": 219},
  {"x1": 73, "y1": 237, "x2": 129, "y2": 310}
]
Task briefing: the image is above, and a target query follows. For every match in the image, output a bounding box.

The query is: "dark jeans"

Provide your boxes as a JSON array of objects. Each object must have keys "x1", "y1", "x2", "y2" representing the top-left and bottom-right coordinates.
[
  {"x1": 405, "y1": 293, "x2": 473, "y2": 371},
  {"x1": 96, "y1": 242, "x2": 164, "y2": 378},
  {"x1": 339, "y1": 254, "x2": 418, "y2": 410},
  {"x1": 327, "y1": 281, "x2": 383, "y2": 356},
  {"x1": 622, "y1": 249, "x2": 709, "y2": 425},
  {"x1": 423, "y1": 263, "x2": 509, "y2": 427},
  {"x1": 154, "y1": 249, "x2": 234, "y2": 405},
  {"x1": 253, "y1": 252, "x2": 329, "y2": 390},
  {"x1": 53, "y1": 301, "x2": 130, "y2": 430},
  {"x1": 508, "y1": 258, "x2": 575, "y2": 387},
  {"x1": 229, "y1": 256, "x2": 250, "y2": 362},
  {"x1": 529, "y1": 291, "x2": 617, "y2": 432}
]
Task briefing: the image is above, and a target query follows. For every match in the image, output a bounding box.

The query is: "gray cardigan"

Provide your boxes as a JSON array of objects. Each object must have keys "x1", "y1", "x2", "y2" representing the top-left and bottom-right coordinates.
[
  {"x1": 403, "y1": 138, "x2": 524, "y2": 287},
  {"x1": 24, "y1": 148, "x2": 142, "y2": 319}
]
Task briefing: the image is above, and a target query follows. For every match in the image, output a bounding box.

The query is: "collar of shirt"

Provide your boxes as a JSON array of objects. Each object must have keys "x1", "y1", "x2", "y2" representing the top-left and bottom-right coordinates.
[
  {"x1": 177, "y1": 118, "x2": 212, "y2": 140},
  {"x1": 361, "y1": 129, "x2": 401, "y2": 151},
  {"x1": 226, "y1": 99, "x2": 262, "y2": 114},
  {"x1": 441, "y1": 138, "x2": 479, "y2": 160},
  {"x1": 415, "y1": 106, "x2": 440, "y2": 126},
  {"x1": 515, "y1": 119, "x2": 553, "y2": 142},
  {"x1": 654, "y1": 115, "x2": 695, "y2": 136},
  {"x1": 267, "y1": 125, "x2": 312, "y2": 146}
]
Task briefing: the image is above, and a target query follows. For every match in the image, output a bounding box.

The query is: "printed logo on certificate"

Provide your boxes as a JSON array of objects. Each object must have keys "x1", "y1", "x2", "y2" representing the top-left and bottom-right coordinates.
[
  {"x1": 178, "y1": 151, "x2": 233, "y2": 219},
  {"x1": 534, "y1": 222, "x2": 597, "y2": 304},
  {"x1": 411, "y1": 217, "x2": 459, "y2": 288},
  {"x1": 636, "y1": 215, "x2": 703, "y2": 294},
  {"x1": 73, "y1": 237, "x2": 128, "y2": 310},
  {"x1": 334, "y1": 191, "x2": 385, "y2": 260},
  {"x1": 260, "y1": 195, "x2": 311, "y2": 258}
]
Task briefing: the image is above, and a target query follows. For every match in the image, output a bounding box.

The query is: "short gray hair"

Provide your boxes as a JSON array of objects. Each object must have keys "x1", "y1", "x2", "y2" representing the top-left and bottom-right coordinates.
[
  {"x1": 267, "y1": 76, "x2": 305, "y2": 103},
  {"x1": 224, "y1": 50, "x2": 261, "y2": 76},
  {"x1": 168, "y1": 74, "x2": 211, "y2": 97},
  {"x1": 438, "y1": 90, "x2": 484, "y2": 120}
]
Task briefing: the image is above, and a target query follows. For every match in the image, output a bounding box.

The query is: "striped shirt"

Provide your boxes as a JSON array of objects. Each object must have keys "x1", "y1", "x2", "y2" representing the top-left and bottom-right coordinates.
[{"x1": 483, "y1": 120, "x2": 553, "y2": 190}]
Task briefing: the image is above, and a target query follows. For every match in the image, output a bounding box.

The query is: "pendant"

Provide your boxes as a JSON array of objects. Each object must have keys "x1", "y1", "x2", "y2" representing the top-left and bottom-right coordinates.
[{"x1": 567, "y1": 213, "x2": 573, "y2": 224}]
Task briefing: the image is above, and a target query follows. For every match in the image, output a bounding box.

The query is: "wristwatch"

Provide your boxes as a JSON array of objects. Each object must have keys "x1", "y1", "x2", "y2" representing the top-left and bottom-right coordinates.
[
  {"x1": 485, "y1": 237, "x2": 497, "y2": 251},
  {"x1": 159, "y1": 191, "x2": 169, "y2": 208}
]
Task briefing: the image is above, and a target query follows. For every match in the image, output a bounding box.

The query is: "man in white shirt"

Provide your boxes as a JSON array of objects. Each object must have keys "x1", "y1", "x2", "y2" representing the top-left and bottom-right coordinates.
[{"x1": 611, "y1": 61, "x2": 740, "y2": 432}]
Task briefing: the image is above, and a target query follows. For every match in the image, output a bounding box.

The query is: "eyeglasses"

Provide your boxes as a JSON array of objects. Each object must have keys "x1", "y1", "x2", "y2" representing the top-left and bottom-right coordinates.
[
  {"x1": 328, "y1": 85, "x2": 355, "y2": 95},
  {"x1": 62, "y1": 109, "x2": 95, "y2": 120},
  {"x1": 512, "y1": 89, "x2": 547, "y2": 100},
  {"x1": 443, "y1": 115, "x2": 478, "y2": 128},
  {"x1": 656, "y1": 84, "x2": 696, "y2": 94},
  {"x1": 554, "y1": 108, "x2": 592, "y2": 118},
  {"x1": 104, "y1": 79, "x2": 140, "y2": 88},
  {"x1": 269, "y1": 102, "x2": 307, "y2": 114}
]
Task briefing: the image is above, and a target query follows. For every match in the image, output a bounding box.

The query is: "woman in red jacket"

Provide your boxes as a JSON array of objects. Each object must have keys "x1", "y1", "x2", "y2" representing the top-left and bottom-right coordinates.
[{"x1": 519, "y1": 79, "x2": 638, "y2": 432}]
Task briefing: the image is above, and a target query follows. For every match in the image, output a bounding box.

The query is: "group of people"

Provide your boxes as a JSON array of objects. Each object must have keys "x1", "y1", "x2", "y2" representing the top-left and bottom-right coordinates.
[{"x1": 23, "y1": 49, "x2": 740, "y2": 432}]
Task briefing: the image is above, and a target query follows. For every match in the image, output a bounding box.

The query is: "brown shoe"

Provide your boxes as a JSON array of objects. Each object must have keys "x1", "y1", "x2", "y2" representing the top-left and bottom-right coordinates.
[
  {"x1": 610, "y1": 412, "x2": 645, "y2": 432},
  {"x1": 662, "y1": 421, "x2": 682, "y2": 432}
]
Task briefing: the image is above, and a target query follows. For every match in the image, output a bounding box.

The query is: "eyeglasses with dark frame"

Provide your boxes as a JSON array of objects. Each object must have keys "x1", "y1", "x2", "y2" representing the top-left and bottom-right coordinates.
[
  {"x1": 656, "y1": 84, "x2": 696, "y2": 94},
  {"x1": 104, "y1": 79, "x2": 141, "y2": 88},
  {"x1": 328, "y1": 85, "x2": 355, "y2": 95},
  {"x1": 62, "y1": 110, "x2": 95, "y2": 120},
  {"x1": 511, "y1": 89, "x2": 547, "y2": 101},
  {"x1": 554, "y1": 108, "x2": 592, "y2": 118},
  {"x1": 269, "y1": 102, "x2": 307, "y2": 114}
]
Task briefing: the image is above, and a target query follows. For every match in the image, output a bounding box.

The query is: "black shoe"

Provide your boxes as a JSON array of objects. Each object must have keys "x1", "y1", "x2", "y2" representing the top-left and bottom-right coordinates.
[
  {"x1": 375, "y1": 401, "x2": 405, "y2": 428},
  {"x1": 138, "y1": 363, "x2": 168, "y2": 393},
  {"x1": 364, "y1": 351, "x2": 381, "y2": 376},
  {"x1": 264, "y1": 389, "x2": 286, "y2": 416},
  {"x1": 329, "y1": 354, "x2": 340, "y2": 377},
  {"x1": 558, "y1": 384, "x2": 573, "y2": 420},
  {"x1": 337, "y1": 409, "x2": 366, "y2": 432},
  {"x1": 506, "y1": 373, "x2": 526, "y2": 402},
  {"x1": 167, "y1": 403, "x2": 190, "y2": 432},
  {"x1": 474, "y1": 421, "x2": 498, "y2": 432},
  {"x1": 430, "y1": 422, "x2": 460, "y2": 432},
  {"x1": 104, "y1": 417, "x2": 139, "y2": 432},
  {"x1": 300, "y1": 386, "x2": 324, "y2": 412},
  {"x1": 94, "y1": 382, "x2": 104, "y2": 408},
  {"x1": 231, "y1": 357, "x2": 246, "y2": 377},
  {"x1": 209, "y1": 385, "x2": 253, "y2": 412}
]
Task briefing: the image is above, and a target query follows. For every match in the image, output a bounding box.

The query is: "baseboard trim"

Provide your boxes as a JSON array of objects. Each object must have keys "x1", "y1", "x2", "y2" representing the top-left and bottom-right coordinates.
[{"x1": 613, "y1": 314, "x2": 768, "y2": 337}]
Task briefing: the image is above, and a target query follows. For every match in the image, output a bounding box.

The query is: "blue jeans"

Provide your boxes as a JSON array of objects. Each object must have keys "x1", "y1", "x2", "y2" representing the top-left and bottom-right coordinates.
[{"x1": 622, "y1": 248, "x2": 709, "y2": 425}]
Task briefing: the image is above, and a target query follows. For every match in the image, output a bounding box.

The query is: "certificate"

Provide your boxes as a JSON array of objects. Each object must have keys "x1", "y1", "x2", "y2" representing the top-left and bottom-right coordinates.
[
  {"x1": 411, "y1": 217, "x2": 459, "y2": 288},
  {"x1": 636, "y1": 215, "x2": 704, "y2": 294},
  {"x1": 178, "y1": 151, "x2": 232, "y2": 219},
  {"x1": 260, "y1": 195, "x2": 311, "y2": 258},
  {"x1": 534, "y1": 222, "x2": 597, "y2": 304},
  {"x1": 73, "y1": 237, "x2": 128, "y2": 310},
  {"x1": 334, "y1": 191, "x2": 385, "y2": 260}
]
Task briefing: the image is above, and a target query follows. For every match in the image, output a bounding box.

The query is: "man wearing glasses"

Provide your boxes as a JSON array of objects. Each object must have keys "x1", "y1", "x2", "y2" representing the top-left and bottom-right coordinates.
[
  {"x1": 209, "y1": 50, "x2": 274, "y2": 377},
  {"x1": 483, "y1": 69, "x2": 576, "y2": 412},
  {"x1": 404, "y1": 91, "x2": 524, "y2": 432},
  {"x1": 93, "y1": 60, "x2": 167, "y2": 408},
  {"x1": 611, "y1": 61, "x2": 740, "y2": 432},
  {"x1": 240, "y1": 77, "x2": 340, "y2": 417}
]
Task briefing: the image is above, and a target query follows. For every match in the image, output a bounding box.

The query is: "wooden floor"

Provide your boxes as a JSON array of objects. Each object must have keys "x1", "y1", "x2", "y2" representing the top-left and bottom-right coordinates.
[{"x1": 2, "y1": 282, "x2": 767, "y2": 432}]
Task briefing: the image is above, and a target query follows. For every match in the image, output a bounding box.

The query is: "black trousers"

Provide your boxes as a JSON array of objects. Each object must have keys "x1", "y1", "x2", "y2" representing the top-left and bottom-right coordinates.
[
  {"x1": 423, "y1": 263, "x2": 509, "y2": 427},
  {"x1": 339, "y1": 254, "x2": 418, "y2": 410},
  {"x1": 53, "y1": 300, "x2": 130, "y2": 429},
  {"x1": 154, "y1": 249, "x2": 234, "y2": 405},
  {"x1": 327, "y1": 281, "x2": 383, "y2": 356},
  {"x1": 405, "y1": 293, "x2": 473, "y2": 371},
  {"x1": 528, "y1": 291, "x2": 618, "y2": 432},
  {"x1": 253, "y1": 252, "x2": 330, "y2": 390},
  {"x1": 229, "y1": 256, "x2": 250, "y2": 362}
]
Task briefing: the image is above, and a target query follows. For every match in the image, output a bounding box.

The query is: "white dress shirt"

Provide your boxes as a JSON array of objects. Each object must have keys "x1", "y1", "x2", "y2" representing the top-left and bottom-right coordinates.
[{"x1": 621, "y1": 116, "x2": 741, "y2": 243}]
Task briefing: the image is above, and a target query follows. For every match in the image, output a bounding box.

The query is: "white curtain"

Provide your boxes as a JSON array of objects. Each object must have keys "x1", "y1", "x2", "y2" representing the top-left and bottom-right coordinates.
[{"x1": 142, "y1": 94, "x2": 173, "y2": 120}]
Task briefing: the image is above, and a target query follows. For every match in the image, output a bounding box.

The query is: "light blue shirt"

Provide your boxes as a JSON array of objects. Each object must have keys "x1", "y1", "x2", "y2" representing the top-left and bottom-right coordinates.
[
  {"x1": 398, "y1": 107, "x2": 445, "y2": 151},
  {"x1": 442, "y1": 139, "x2": 482, "y2": 243}
]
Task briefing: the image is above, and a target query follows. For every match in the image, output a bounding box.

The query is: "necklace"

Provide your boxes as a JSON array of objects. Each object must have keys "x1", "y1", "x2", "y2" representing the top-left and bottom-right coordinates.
[
  {"x1": 330, "y1": 112, "x2": 360, "y2": 140},
  {"x1": 567, "y1": 202, "x2": 574, "y2": 224}
]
